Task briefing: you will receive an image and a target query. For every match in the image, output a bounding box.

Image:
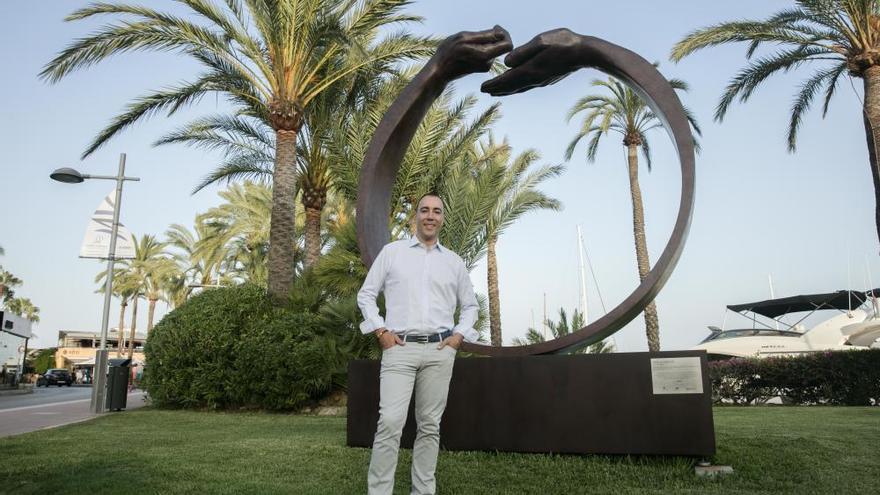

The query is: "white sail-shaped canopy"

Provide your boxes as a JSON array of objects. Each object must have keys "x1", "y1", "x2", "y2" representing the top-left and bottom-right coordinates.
[{"x1": 79, "y1": 189, "x2": 135, "y2": 259}]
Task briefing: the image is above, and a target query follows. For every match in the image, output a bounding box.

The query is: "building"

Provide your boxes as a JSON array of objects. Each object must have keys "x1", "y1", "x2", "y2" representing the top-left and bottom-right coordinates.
[
  {"x1": 1, "y1": 311, "x2": 33, "y2": 381},
  {"x1": 0, "y1": 330, "x2": 26, "y2": 368},
  {"x1": 55, "y1": 328, "x2": 146, "y2": 369}
]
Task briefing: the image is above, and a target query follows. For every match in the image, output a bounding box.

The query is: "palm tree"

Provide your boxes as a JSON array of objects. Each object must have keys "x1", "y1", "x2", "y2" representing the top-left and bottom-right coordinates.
[
  {"x1": 159, "y1": 266, "x2": 190, "y2": 310},
  {"x1": 144, "y1": 258, "x2": 178, "y2": 333},
  {"x1": 474, "y1": 137, "x2": 564, "y2": 346},
  {"x1": 157, "y1": 48, "x2": 431, "y2": 273},
  {"x1": 5, "y1": 297, "x2": 40, "y2": 323},
  {"x1": 165, "y1": 222, "x2": 227, "y2": 296},
  {"x1": 511, "y1": 308, "x2": 613, "y2": 353},
  {"x1": 42, "y1": 0, "x2": 433, "y2": 303},
  {"x1": 132, "y1": 236, "x2": 173, "y2": 335},
  {"x1": 97, "y1": 234, "x2": 170, "y2": 356},
  {"x1": 112, "y1": 272, "x2": 141, "y2": 356},
  {"x1": 96, "y1": 263, "x2": 135, "y2": 353},
  {"x1": 127, "y1": 290, "x2": 141, "y2": 358},
  {"x1": 565, "y1": 77, "x2": 700, "y2": 352},
  {"x1": 161, "y1": 186, "x2": 303, "y2": 305},
  {"x1": 670, "y1": 0, "x2": 880, "y2": 248},
  {"x1": 0, "y1": 268, "x2": 22, "y2": 304},
  {"x1": 297, "y1": 94, "x2": 342, "y2": 269},
  {"x1": 199, "y1": 182, "x2": 273, "y2": 285}
]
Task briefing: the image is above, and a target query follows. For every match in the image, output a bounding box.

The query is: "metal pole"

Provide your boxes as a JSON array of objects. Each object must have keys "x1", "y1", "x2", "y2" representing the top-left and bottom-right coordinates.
[{"x1": 90, "y1": 153, "x2": 126, "y2": 413}]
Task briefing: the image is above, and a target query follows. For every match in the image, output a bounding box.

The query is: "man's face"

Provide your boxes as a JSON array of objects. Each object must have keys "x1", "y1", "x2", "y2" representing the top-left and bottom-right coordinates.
[{"x1": 415, "y1": 195, "x2": 444, "y2": 242}]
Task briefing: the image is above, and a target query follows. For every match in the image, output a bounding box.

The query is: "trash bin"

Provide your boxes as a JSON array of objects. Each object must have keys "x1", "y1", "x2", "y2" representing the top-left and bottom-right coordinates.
[{"x1": 105, "y1": 358, "x2": 131, "y2": 411}]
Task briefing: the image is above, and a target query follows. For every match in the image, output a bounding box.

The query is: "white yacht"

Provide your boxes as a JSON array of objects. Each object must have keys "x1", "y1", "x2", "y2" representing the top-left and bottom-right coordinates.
[{"x1": 693, "y1": 289, "x2": 880, "y2": 359}]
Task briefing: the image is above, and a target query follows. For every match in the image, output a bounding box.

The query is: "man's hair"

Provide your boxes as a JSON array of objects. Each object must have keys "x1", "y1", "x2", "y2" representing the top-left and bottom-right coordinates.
[{"x1": 416, "y1": 192, "x2": 444, "y2": 210}]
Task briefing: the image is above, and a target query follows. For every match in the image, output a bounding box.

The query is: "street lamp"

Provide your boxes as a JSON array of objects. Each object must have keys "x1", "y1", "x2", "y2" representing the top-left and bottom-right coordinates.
[{"x1": 50, "y1": 153, "x2": 140, "y2": 413}]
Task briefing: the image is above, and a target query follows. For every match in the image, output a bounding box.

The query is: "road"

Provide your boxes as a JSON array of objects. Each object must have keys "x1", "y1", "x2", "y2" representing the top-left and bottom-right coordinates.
[
  {"x1": 0, "y1": 385, "x2": 93, "y2": 410},
  {"x1": 0, "y1": 386, "x2": 148, "y2": 438}
]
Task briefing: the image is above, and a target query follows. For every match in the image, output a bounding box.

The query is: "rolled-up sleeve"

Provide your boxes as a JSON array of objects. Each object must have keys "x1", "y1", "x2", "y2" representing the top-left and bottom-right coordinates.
[
  {"x1": 357, "y1": 246, "x2": 389, "y2": 334},
  {"x1": 452, "y1": 261, "x2": 479, "y2": 343}
]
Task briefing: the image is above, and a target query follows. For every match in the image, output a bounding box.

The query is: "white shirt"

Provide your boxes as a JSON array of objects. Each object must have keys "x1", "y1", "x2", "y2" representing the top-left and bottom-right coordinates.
[{"x1": 357, "y1": 237, "x2": 480, "y2": 342}]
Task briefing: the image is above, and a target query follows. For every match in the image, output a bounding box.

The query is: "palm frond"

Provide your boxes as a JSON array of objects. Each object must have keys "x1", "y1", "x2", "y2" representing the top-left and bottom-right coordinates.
[
  {"x1": 787, "y1": 61, "x2": 849, "y2": 150},
  {"x1": 155, "y1": 114, "x2": 274, "y2": 157},
  {"x1": 81, "y1": 77, "x2": 223, "y2": 157},
  {"x1": 670, "y1": 20, "x2": 838, "y2": 62},
  {"x1": 192, "y1": 153, "x2": 274, "y2": 193},
  {"x1": 714, "y1": 46, "x2": 834, "y2": 121}
]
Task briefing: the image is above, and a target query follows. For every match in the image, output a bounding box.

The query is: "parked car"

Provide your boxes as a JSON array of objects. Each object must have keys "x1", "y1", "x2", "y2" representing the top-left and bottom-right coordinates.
[{"x1": 37, "y1": 369, "x2": 73, "y2": 387}]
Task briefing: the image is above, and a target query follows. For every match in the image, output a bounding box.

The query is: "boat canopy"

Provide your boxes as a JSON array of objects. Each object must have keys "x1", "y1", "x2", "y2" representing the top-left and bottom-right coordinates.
[{"x1": 727, "y1": 289, "x2": 880, "y2": 318}]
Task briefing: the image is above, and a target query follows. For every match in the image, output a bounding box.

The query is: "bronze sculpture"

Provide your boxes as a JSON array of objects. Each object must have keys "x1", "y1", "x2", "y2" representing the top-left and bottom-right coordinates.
[{"x1": 357, "y1": 27, "x2": 696, "y2": 356}]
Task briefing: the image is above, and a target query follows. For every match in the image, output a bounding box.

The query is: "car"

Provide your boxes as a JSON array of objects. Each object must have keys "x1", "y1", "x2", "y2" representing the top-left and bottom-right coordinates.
[{"x1": 38, "y1": 369, "x2": 73, "y2": 387}]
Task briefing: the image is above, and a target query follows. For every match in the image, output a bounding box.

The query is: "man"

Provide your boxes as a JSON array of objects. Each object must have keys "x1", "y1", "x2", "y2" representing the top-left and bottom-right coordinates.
[{"x1": 357, "y1": 193, "x2": 479, "y2": 495}]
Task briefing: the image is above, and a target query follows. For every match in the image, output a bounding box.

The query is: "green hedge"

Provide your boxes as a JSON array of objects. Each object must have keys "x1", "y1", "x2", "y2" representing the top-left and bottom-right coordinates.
[
  {"x1": 145, "y1": 284, "x2": 372, "y2": 410},
  {"x1": 708, "y1": 349, "x2": 880, "y2": 405}
]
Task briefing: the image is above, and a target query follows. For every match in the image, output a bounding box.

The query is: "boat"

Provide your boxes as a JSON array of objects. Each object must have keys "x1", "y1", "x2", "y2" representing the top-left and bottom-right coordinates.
[{"x1": 692, "y1": 288, "x2": 880, "y2": 359}]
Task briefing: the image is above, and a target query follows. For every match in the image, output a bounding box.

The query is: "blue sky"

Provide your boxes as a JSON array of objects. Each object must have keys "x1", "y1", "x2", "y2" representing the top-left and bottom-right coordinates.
[{"x1": 2, "y1": 1, "x2": 878, "y2": 351}]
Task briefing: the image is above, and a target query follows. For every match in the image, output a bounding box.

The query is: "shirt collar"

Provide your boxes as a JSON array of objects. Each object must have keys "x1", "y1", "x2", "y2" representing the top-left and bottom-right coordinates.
[{"x1": 409, "y1": 236, "x2": 443, "y2": 252}]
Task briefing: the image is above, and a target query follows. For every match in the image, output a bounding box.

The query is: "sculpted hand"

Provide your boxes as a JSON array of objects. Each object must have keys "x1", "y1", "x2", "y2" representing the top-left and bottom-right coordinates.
[
  {"x1": 438, "y1": 333, "x2": 464, "y2": 351},
  {"x1": 481, "y1": 28, "x2": 592, "y2": 96},
  {"x1": 433, "y1": 25, "x2": 513, "y2": 81}
]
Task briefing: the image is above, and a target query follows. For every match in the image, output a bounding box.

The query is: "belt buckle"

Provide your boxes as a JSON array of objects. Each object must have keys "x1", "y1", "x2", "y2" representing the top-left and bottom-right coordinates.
[{"x1": 414, "y1": 335, "x2": 429, "y2": 344}]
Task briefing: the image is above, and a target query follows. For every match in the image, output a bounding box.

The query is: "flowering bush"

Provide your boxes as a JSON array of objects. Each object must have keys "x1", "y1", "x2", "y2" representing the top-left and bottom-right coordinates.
[{"x1": 708, "y1": 349, "x2": 880, "y2": 405}]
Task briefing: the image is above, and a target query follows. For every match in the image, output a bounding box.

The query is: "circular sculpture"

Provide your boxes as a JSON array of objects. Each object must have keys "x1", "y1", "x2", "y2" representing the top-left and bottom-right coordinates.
[{"x1": 357, "y1": 27, "x2": 695, "y2": 356}]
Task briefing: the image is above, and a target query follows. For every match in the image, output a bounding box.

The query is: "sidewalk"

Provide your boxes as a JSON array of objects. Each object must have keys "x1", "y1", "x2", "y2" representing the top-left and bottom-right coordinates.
[{"x1": 0, "y1": 390, "x2": 148, "y2": 438}]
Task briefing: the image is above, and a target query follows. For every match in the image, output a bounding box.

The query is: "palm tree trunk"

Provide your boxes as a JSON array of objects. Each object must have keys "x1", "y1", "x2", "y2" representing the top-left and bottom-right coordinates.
[
  {"x1": 862, "y1": 66, "x2": 880, "y2": 253},
  {"x1": 303, "y1": 205, "x2": 322, "y2": 269},
  {"x1": 147, "y1": 297, "x2": 157, "y2": 333},
  {"x1": 267, "y1": 129, "x2": 300, "y2": 303},
  {"x1": 128, "y1": 297, "x2": 139, "y2": 359},
  {"x1": 117, "y1": 300, "x2": 127, "y2": 358},
  {"x1": 487, "y1": 234, "x2": 503, "y2": 346},
  {"x1": 627, "y1": 144, "x2": 661, "y2": 352}
]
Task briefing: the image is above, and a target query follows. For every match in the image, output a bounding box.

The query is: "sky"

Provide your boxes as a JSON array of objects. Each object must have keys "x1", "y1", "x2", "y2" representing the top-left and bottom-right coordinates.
[{"x1": 1, "y1": 1, "x2": 878, "y2": 352}]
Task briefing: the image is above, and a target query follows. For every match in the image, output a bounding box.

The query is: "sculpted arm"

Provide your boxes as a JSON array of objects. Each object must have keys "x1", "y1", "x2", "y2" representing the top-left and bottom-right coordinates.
[{"x1": 356, "y1": 27, "x2": 513, "y2": 267}]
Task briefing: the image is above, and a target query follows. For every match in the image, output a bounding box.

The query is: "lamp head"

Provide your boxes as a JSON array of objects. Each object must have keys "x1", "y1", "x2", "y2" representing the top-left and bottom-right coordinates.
[{"x1": 50, "y1": 167, "x2": 85, "y2": 184}]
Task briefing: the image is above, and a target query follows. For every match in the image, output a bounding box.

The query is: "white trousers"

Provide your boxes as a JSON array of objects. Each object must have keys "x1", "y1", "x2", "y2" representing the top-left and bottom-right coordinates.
[{"x1": 368, "y1": 342, "x2": 457, "y2": 495}]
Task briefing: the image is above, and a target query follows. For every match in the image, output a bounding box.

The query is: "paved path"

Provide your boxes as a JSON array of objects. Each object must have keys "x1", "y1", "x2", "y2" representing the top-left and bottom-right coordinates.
[{"x1": 0, "y1": 387, "x2": 148, "y2": 438}]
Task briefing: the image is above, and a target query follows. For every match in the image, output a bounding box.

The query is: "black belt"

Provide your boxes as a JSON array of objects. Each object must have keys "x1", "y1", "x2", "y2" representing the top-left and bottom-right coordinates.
[{"x1": 401, "y1": 330, "x2": 453, "y2": 343}]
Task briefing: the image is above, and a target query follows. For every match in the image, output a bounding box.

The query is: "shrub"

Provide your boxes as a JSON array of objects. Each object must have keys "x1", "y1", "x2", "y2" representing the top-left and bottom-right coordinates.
[
  {"x1": 145, "y1": 284, "x2": 373, "y2": 410},
  {"x1": 708, "y1": 349, "x2": 880, "y2": 405}
]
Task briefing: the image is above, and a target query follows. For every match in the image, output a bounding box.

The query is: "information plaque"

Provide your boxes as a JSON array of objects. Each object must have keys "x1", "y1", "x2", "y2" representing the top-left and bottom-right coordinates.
[{"x1": 651, "y1": 357, "x2": 704, "y2": 394}]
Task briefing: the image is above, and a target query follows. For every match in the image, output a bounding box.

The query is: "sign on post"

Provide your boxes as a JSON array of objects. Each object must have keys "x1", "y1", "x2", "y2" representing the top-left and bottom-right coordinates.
[{"x1": 79, "y1": 189, "x2": 135, "y2": 259}]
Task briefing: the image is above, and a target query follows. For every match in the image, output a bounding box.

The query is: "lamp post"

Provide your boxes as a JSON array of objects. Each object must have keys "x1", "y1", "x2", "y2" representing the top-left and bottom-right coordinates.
[{"x1": 51, "y1": 153, "x2": 140, "y2": 413}]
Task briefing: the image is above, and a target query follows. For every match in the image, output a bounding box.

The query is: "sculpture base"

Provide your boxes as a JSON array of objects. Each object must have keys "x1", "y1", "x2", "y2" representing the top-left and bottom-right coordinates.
[{"x1": 347, "y1": 350, "x2": 715, "y2": 456}]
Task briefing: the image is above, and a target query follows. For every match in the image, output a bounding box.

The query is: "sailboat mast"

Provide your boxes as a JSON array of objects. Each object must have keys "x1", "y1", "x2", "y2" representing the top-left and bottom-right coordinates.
[
  {"x1": 768, "y1": 274, "x2": 779, "y2": 330},
  {"x1": 543, "y1": 293, "x2": 548, "y2": 339},
  {"x1": 847, "y1": 243, "x2": 853, "y2": 316},
  {"x1": 867, "y1": 257, "x2": 878, "y2": 320},
  {"x1": 577, "y1": 225, "x2": 589, "y2": 324}
]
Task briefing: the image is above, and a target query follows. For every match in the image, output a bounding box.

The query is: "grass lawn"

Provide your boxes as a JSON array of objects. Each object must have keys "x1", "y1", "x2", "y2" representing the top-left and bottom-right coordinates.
[{"x1": 0, "y1": 407, "x2": 877, "y2": 494}]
